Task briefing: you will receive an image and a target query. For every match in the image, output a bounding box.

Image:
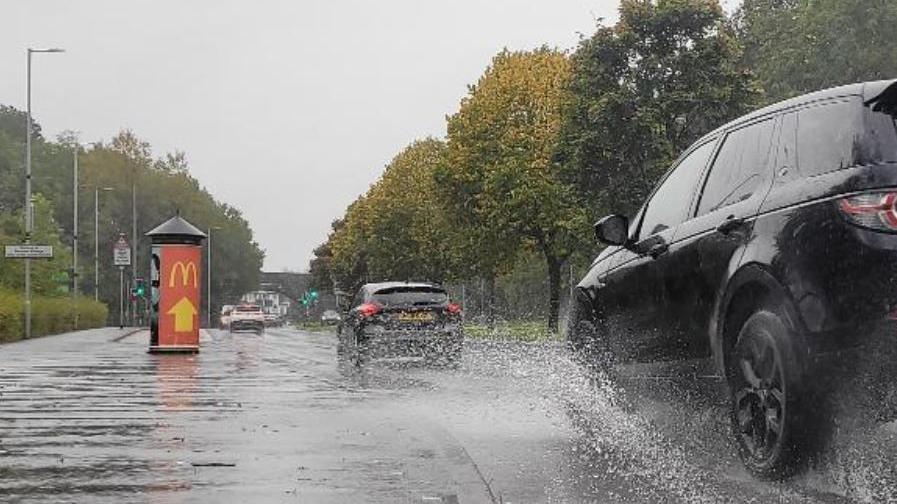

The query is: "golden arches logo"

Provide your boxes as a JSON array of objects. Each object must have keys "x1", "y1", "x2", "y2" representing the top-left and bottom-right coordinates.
[{"x1": 168, "y1": 261, "x2": 198, "y2": 287}]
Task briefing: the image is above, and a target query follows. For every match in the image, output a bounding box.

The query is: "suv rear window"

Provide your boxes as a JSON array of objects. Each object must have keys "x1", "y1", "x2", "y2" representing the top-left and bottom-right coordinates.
[
  {"x1": 796, "y1": 99, "x2": 862, "y2": 177},
  {"x1": 371, "y1": 287, "x2": 447, "y2": 307},
  {"x1": 864, "y1": 107, "x2": 897, "y2": 163}
]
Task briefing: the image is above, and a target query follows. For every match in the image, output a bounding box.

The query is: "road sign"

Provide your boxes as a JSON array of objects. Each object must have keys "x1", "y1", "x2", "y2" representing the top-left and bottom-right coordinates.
[
  {"x1": 5, "y1": 244, "x2": 53, "y2": 259},
  {"x1": 113, "y1": 235, "x2": 131, "y2": 266}
]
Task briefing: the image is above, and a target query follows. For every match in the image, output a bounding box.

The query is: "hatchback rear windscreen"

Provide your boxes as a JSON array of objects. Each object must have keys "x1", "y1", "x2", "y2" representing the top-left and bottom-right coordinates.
[{"x1": 372, "y1": 287, "x2": 448, "y2": 307}]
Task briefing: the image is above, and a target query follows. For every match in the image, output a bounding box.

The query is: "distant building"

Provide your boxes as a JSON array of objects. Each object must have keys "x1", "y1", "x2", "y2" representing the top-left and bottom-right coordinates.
[{"x1": 251, "y1": 271, "x2": 336, "y2": 320}]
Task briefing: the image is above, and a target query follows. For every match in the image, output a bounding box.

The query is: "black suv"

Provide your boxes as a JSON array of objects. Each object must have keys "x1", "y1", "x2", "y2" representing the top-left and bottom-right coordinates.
[
  {"x1": 568, "y1": 79, "x2": 897, "y2": 476},
  {"x1": 338, "y1": 282, "x2": 463, "y2": 364}
]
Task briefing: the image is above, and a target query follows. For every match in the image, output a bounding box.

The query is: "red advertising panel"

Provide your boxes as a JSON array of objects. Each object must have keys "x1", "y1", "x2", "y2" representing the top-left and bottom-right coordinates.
[{"x1": 158, "y1": 245, "x2": 201, "y2": 348}]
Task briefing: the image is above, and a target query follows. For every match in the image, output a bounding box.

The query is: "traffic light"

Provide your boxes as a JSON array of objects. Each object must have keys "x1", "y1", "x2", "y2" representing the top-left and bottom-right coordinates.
[
  {"x1": 134, "y1": 278, "x2": 146, "y2": 298},
  {"x1": 310, "y1": 290, "x2": 318, "y2": 300}
]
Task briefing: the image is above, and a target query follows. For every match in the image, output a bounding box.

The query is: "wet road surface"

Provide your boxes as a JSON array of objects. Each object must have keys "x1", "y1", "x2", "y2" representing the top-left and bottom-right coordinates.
[{"x1": 2, "y1": 326, "x2": 897, "y2": 503}]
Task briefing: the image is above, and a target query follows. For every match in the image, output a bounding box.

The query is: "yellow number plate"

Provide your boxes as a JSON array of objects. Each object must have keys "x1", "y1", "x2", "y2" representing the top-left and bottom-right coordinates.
[{"x1": 396, "y1": 312, "x2": 435, "y2": 322}]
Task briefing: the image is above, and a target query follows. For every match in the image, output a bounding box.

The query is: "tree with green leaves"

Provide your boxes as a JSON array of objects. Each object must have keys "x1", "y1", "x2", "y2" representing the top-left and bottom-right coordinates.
[
  {"x1": 364, "y1": 139, "x2": 457, "y2": 283},
  {"x1": 437, "y1": 48, "x2": 589, "y2": 332},
  {"x1": 329, "y1": 195, "x2": 373, "y2": 294},
  {"x1": 0, "y1": 194, "x2": 73, "y2": 295},
  {"x1": 0, "y1": 107, "x2": 265, "y2": 324},
  {"x1": 734, "y1": 0, "x2": 897, "y2": 103},
  {"x1": 556, "y1": 0, "x2": 762, "y2": 219},
  {"x1": 327, "y1": 139, "x2": 459, "y2": 294}
]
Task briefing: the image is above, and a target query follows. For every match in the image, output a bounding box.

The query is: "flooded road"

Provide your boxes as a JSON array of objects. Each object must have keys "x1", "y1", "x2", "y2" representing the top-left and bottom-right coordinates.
[{"x1": 1, "y1": 327, "x2": 896, "y2": 503}]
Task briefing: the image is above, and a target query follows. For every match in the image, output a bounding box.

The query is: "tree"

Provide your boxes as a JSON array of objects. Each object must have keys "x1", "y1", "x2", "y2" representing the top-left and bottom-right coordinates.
[
  {"x1": 0, "y1": 194, "x2": 73, "y2": 295},
  {"x1": 308, "y1": 241, "x2": 334, "y2": 292},
  {"x1": 556, "y1": 0, "x2": 762, "y2": 218},
  {"x1": 735, "y1": 0, "x2": 897, "y2": 102},
  {"x1": 327, "y1": 139, "x2": 458, "y2": 293},
  {"x1": 437, "y1": 48, "x2": 589, "y2": 332},
  {"x1": 329, "y1": 195, "x2": 373, "y2": 293},
  {"x1": 364, "y1": 139, "x2": 457, "y2": 283},
  {"x1": 0, "y1": 107, "x2": 265, "y2": 323}
]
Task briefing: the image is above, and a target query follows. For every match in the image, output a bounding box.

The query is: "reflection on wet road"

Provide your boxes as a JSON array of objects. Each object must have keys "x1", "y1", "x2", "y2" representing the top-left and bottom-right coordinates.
[{"x1": 1, "y1": 327, "x2": 896, "y2": 502}]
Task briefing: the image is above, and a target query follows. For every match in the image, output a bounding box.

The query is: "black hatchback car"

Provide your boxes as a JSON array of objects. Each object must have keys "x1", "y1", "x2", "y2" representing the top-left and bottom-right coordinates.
[
  {"x1": 568, "y1": 79, "x2": 897, "y2": 477},
  {"x1": 338, "y1": 282, "x2": 463, "y2": 364}
]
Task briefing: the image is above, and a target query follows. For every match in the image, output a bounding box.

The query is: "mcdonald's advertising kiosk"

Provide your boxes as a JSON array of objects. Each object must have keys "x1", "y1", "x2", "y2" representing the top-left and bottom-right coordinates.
[{"x1": 146, "y1": 214, "x2": 206, "y2": 354}]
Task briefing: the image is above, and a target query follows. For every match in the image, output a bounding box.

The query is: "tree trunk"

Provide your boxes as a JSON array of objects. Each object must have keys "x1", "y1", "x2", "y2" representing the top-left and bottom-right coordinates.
[
  {"x1": 486, "y1": 274, "x2": 497, "y2": 329},
  {"x1": 547, "y1": 256, "x2": 561, "y2": 334}
]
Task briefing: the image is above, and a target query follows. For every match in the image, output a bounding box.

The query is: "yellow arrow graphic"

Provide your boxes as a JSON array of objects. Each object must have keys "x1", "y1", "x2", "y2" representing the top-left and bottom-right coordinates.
[{"x1": 167, "y1": 296, "x2": 197, "y2": 332}]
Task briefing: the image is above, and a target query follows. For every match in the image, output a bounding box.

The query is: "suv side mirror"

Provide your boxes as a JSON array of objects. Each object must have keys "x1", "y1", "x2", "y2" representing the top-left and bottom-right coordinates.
[{"x1": 595, "y1": 214, "x2": 629, "y2": 246}]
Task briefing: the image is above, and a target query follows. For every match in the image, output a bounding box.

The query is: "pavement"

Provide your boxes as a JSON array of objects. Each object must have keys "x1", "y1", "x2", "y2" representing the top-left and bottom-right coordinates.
[{"x1": 1, "y1": 326, "x2": 896, "y2": 503}]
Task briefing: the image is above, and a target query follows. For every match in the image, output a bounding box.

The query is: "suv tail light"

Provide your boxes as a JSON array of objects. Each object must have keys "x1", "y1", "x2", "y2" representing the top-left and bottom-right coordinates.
[
  {"x1": 839, "y1": 192, "x2": 897, "y2": 231},
  {"x1": 358, "y1": 303, "x2": 381, "y2": 317},
  {"x1": 446, "y1": 302, "x2": 462, "y2": 315}
]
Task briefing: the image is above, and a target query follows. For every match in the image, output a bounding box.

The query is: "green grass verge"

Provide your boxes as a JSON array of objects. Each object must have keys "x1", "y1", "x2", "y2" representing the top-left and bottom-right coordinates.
[
  {"x1": 292, "y1": 319, "x2": 559, "y2": 342},
  {"x1": 463, "y1": 320, "x2": 560, "y2": 342},
  {"x1": 294, "y1": 321, "x2": 337, "y2": 333},
  {"x1": 0, "y1": 289, "x2": 108, "y2": 343}
]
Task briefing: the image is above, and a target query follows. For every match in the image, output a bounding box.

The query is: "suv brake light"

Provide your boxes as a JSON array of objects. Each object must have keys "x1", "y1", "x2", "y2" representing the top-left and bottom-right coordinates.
[
  {"x1": 358, "y1": 303, "x2": 381, "y2": 317},
  {"x1": 839, "y1": 192, "x2": 897, "y2": 231}
]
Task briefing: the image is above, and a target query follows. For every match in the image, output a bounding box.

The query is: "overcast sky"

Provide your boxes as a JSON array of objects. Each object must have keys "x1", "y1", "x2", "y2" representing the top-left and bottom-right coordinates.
[{"x1": 3, "y1": 1, "x2": 738, "y2": 271}]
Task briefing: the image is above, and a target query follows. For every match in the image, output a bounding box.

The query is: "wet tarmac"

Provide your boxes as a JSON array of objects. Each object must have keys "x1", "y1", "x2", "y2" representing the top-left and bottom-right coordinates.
[{"x1": 1, "y1": 327, "x2": 897, "y2": 503}]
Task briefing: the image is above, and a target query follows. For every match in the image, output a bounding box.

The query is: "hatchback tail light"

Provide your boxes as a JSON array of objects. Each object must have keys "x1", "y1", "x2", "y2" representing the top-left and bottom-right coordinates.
[
  {"x1": 446, "y1": 302, "x2": 462, "y2": 315},
  {"x1": 839, "y1": 192, "x2": 897, "y2": 231},
  {"x1": 358, "y1": 303, "x2": 381, "y2": 317}
]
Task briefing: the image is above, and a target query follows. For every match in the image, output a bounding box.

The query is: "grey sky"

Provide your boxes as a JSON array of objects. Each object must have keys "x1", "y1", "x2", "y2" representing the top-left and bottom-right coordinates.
[{"x1": 3, "y1": 1, "x2": 658, "y2": 271}]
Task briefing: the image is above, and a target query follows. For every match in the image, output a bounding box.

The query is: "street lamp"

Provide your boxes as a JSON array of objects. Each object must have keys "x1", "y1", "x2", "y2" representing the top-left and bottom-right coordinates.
[
  {"x1": 72, "y1": 146, "x2": 80, "y2": 300},
  {"x1": 24, "y1": 47, "x2": 65, "y2": 339},
  {"x1": 93, "y1": 187, "x2": 114, "y2": 301},
  {"x1": 207, "y1": 225, "x2": 222, "y2": 327}
]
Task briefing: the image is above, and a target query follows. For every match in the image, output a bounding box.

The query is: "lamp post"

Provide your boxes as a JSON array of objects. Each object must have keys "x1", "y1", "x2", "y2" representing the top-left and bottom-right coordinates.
[
  {"x1": 71, "y1": 147, "x2": 79, "y2": 329},
  {"x1": 24, "y1": 47, "x2": 64, "y2": 339},
  {"x1": 131, "y1": 177, "x2": 137, "y2": 326},
  {"x1": 207, "y1": 225, "x2": 222, "y2": 328},
  {"x1": 72, "y1": 148, "x2": 79, "y2": 300},
  {"x1": 93, "y1": 187, "x2": 114, "y2": 301}
]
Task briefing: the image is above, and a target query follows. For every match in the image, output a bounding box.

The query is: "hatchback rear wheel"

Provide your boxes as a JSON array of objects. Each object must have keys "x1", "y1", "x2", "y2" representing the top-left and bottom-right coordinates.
[{"x1": 729, "y1": 309, "x2": 806, "y2": 477}]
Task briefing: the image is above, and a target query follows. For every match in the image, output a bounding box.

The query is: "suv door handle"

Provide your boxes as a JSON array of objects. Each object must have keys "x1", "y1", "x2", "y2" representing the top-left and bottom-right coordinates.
[
  {"x1": 716, "y1": 216, "x2": 746, "y2": 235},
  {"x1": 648, "y1": 243, "x2": 669, "y2": 258}
]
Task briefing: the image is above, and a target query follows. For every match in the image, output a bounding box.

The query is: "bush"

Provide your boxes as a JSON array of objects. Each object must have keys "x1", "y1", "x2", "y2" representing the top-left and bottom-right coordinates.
[{"x1": 0, "y1": 289, "x2": 108, "y2": 343}]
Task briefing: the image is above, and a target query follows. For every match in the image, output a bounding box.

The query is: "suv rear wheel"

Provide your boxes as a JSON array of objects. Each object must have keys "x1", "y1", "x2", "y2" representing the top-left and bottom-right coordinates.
[{"x1": 728, "y1": 309, "x2": 807, "y2": 477}]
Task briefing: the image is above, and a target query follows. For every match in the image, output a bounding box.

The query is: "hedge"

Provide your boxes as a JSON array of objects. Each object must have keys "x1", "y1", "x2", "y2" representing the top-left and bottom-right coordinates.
[{"x1": 0, "y1": 289, "x2": 108, "y2": 343}]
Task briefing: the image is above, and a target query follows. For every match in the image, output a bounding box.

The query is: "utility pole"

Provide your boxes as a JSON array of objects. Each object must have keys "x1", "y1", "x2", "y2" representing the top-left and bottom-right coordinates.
[
  {"x1": 24, "y1": 47, "x2": 64, "y2": 339},
  {"x1": 119, "y1": 266, "x2": 124, "y2": 329},
  {"x1": 72, "y1": 148, "x2": 79, "y2": 328},
  {"x1": 207, "y1": 228, "x2": 211, "y2": 327},
  {"x1": 131, "y1": 176, "x2": 137, "y2": 326},
  {"x1": 94, "y1": 189, "x2": 99, "y2": 301},
  {"x1": 206, "y1": 226, "x2": 222, "y2": 327},
  {"x1": 94, "y1": 187, "x2": 113, "y2": 301}
]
